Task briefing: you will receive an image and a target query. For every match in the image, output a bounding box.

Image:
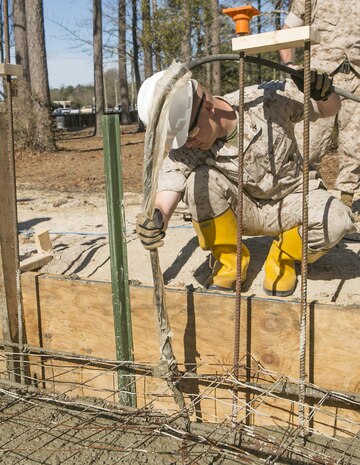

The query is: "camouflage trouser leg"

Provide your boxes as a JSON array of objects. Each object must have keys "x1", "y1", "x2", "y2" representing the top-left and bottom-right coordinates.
[
  {"x1": 335, "y1": 73, "x2": 360, "y2": 194},
  {"x1": 183, "y1": 165, "x2": 356, "y2": 251},
  {"x1": 293, "y1": 72, "x2": 360, "y2": 195}
]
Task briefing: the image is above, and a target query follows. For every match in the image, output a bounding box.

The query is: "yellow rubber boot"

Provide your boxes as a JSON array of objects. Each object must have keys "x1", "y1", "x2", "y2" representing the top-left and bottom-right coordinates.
[
  {"x1": 192, "y1": 208, "x2": 250, "y2": 291},
  {"x1": 263, "y1": 227, "x2": 326, "y2": 297}
]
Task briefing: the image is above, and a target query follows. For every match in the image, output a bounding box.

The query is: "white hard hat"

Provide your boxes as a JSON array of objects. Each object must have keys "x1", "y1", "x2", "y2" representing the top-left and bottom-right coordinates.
[{"x1": 137, "y1": 71, "x2": 196, "y2": 149}]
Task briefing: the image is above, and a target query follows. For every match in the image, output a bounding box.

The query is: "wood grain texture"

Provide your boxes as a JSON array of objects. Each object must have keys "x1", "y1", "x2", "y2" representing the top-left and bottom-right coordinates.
[
  {"x1": 231, "y1": 26, "x2": 320, "y2": 54},
  {"x1": 17, "y1": 272, "x2": 360, "y2": 432},
  {"x1": 0, "y1": 63, "x2": 23, "y2": 77},
  {"x1": 20, "y1": 253, "x2": 52, "y2": 272}
]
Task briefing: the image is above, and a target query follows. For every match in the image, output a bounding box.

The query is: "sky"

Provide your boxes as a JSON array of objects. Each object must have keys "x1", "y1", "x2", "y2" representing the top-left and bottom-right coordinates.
[{"x1": 43, "y1": 0, "x2": 95, "y2": 88}]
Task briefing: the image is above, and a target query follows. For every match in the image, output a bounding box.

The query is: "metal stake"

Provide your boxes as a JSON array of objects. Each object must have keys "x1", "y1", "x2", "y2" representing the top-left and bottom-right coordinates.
[{"x1": 102, "y1": 114, "x2": 136, "y2": 407}]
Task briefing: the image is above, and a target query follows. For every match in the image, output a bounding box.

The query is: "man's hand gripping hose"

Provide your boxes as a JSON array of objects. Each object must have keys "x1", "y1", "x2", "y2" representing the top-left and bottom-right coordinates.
[{"x1": 140, "y1": 62, "x2": 193, "y2": 414}]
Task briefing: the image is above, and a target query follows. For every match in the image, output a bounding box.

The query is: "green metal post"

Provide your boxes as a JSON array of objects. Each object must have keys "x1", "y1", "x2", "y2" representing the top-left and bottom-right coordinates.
[{"x1": 102, "y1": 114, "x2": 136, "y2": 407}]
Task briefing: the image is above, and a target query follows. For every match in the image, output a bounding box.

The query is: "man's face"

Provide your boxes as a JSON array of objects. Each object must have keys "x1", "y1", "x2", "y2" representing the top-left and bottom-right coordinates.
[{"x1": 185, "y1": 86, "x2": 217, "y2": 151}]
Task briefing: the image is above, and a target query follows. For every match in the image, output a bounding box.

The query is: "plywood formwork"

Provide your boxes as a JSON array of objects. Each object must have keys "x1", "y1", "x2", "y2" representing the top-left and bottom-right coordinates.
[{"x1": 0, "y1": 272, "x2": 358, "y2": 436}]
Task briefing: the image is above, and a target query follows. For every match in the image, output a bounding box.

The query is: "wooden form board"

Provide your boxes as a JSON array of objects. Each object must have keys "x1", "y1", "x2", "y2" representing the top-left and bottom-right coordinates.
[
  {"x1": 0, "y1": 63, "x2": 23, "y2": 77},
  {"x1": 0, "y1": 272, "x2": 358, "y2": 434},
  {"x1": 231, "y1": 26, "x2": 320, "y2": 54},
  {"x1": 20, "y1": 253, "x2": 52, "y2": 272},
  {"x1": 0, "y1": 113, "x2": 18, "y2": 345}
]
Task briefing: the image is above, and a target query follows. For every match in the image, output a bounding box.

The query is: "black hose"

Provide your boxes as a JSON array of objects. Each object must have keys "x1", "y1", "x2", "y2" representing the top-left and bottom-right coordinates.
[{"x1": 188, "y1": 54, "x2": 360, "y2": 103}]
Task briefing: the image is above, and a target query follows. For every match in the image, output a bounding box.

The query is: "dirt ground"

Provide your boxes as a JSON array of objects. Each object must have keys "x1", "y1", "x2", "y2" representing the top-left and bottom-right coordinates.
[
  {"x1": 16, "y1": 124, "x2": 360, "y2": 306},
  {"x1": 16, "y1": 125, "x2": 143, "y2": 194},
  {"x1": 15, "y1": 123, "x2": 339, "y2": 195}
]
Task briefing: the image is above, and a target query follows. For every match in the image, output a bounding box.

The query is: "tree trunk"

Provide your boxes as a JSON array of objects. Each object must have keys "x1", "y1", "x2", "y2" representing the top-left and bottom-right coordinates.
[
  {"x1": 275, "y1": 0, "x2": 282, "y2": 30},
  {"x1": 132, "y1": 0, "x2": 145, "y2": 132},
  {"x1": 13, "y1": 0, "x2": 33, "y2": 144},
  {"x1": 141, "y1": 0, "x2": 153, "y2": 78},
  {"x1": 180, "y1": 0, "x2": 191, "y2": 62},
  {"x1": 25, "y1": 0, "x2": 55, "y2": 151},
  {"x1": 210, "y1": 0, "x2": 221, "y2": 95},
  {"x1": 93, "y1": 0, "x2": 105, "y2": 136},
  {"x1": 204, "y1": 18, "x2": 211, "y2": 90},
  {"x1": 257, "y1": 0, "x2": 262, "y2": 83},
  {"x1": 118, "y1": 0, "x2": 131, "y2": 124},
  {"x1": 0, "y1": 1, "x2": 5, "y2": 63},
  {"x1": 132, "y1": 0, "x2": 141, "y2": 93},
  {"x1": 151, "y1": 0, "x2": 161, "y2": 71}
]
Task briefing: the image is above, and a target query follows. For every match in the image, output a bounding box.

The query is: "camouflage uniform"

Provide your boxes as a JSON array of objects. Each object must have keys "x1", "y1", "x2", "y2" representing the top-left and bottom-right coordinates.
[
  {"x1": 157, "y1": 81, "x2": 356, "y2": 251},
  {"x1": 284, "y1": 0, "x2": 360, "y2": 195}
]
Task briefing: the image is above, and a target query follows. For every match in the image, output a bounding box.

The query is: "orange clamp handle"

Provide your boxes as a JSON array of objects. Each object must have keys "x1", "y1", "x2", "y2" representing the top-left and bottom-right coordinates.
[{"x1": 223, "y1": 5, "x2": 260, "y2": 35}]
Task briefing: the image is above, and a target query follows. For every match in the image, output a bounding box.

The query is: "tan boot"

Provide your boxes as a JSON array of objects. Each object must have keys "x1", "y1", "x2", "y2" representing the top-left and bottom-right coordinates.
[
  {"x1": 341, "y1": 192, "x2": 353, "y2": 209},
  {"x1": 341, "y1": 192, "x2": 360, "y2": 222},
  {"x1": 192, "y1": 208, "x2": 250, "y2": 291},
  {"x1": 263, "y1": 227, "x2": 326, "y2": 297}
]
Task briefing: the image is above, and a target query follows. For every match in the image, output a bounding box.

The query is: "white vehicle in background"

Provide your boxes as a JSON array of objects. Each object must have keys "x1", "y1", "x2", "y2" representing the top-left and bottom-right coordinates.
[{"x1": 80, "y1": 105, "x2": 94, "y2": 114}]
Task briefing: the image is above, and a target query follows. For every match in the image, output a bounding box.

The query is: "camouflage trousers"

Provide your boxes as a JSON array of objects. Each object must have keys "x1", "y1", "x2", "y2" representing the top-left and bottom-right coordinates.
[
  {"x1": 294, "y1": 72, "x2": 360, "y2": 195},
  {"x1": 183, "y1": 165, "x2": 356, "y2": 252}
]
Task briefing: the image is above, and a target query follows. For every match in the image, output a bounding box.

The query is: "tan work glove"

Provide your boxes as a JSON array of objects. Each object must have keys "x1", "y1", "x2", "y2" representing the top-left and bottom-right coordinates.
[
  {"x1": 292, "y1": 68, "x2": 333, "y2": 101},
  {"x1": 136, "y1": 209, "x2": 165, "y2": 250}
]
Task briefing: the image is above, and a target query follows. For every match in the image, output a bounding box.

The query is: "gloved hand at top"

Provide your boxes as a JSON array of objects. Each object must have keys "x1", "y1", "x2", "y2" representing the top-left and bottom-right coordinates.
[
  {"x1": 136, "y1": 208, "x2": 165, "y2": 250},
  {"x1": 291, "y1": 68, "x2": 333, "y2": 101}
]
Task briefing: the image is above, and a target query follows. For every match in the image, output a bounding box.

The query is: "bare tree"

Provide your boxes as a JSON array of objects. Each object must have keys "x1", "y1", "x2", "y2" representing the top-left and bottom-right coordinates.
[
  {"x1": 25, "y1": 0, "x2": 55, "y2": 151},
  {"x1": 203, "y1": 4, "x2": 212, "y2": 90},
  {"x1": 180, "y1": 0, "x2": 191, "y2": 62},
  {"x1": 93, "y1": 0, "x2": 105, "y2": 135},
  {"x1": 151, "y1": 0, "x2": 161, "y2": 71},
  {"x1": 12, "y1": 0, "x2": 33, "y2": 142},
  {"x1": 132, "y1": 0, "x2": 145, "y2": 132},
  {"x1": 132, "y1": 0, "x2": 141, "y2": 93},
  {"x1": 0, "y1": 0, "x2": 4, "y2": 63},
  {"x1": 257, "y1": 0, "x2": 262, "y2": 83},
  {"x1": 141, "y1": 0, "x2": 153, "y2": 78},
  {"x1": 210, "y1": 0, "x2": 220, "y2": 94},
  {"x1": 118, "y1": 0, "x2": 131, "y2": 124}
]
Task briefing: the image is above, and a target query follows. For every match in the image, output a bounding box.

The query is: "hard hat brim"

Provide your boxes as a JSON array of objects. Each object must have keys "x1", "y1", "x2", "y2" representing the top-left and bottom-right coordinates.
[{"x1": 167, "y1": 80, "x2": 195, "y2": 149}]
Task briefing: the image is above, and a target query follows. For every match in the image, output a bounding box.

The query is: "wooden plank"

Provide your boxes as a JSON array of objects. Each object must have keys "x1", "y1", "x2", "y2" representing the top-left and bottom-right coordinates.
[
  {"x1": 0, "y1": 63, "x2": 23, "y2": 77},
  {"x1": 19, "y1": 273, "x2": 360, "y2": 391},
  {"x1": 21, "y1": 273, "x2": 115, "y2": 358},
  {"x1": 18, "y1": 273, "x2": 360, "y2": 433},
  {"x1": 20, "y1": 253, "x2": 52, "y2": 272},
  {"x1": 34, "y1": 230, "x2": 52, "y2": 253},
  {"x1": 231, "y1": 26, "x2": 320, "y2": 54},
  {"x1": 0, "y1": 114, "x2": 18, "y2": 348}
]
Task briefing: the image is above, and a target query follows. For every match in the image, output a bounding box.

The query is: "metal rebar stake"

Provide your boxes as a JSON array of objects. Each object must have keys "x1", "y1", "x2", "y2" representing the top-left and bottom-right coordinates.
[
  {"x1": 3, "y1": 0, "x2": 25, "y2": 384},
  {"x1": 299, "y1": 0, "x2": 312, "y2": 437},
  {"x1": 232, "y1": 51, "x2": 246, "y2": 424}
]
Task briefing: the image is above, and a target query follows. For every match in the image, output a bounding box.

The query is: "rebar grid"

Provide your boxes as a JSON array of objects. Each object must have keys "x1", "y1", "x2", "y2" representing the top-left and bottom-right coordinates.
[{"x1": 0, "y1": 347, "x2": 359, "y2": 465}]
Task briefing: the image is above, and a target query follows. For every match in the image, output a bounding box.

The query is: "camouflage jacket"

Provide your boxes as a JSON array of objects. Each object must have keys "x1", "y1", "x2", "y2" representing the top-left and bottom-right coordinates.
[
  {"x1": 284, "y1": 0, "x2": 360, "y2": 75},
  {"x1": 157, "y1": 81, "x2": 321, "y2": 202}
]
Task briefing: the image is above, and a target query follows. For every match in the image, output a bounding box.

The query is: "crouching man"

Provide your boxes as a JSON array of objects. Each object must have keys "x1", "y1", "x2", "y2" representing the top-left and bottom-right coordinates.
[{"x1": 136, "y1": 63, "x2": 357, "y2": 296}]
